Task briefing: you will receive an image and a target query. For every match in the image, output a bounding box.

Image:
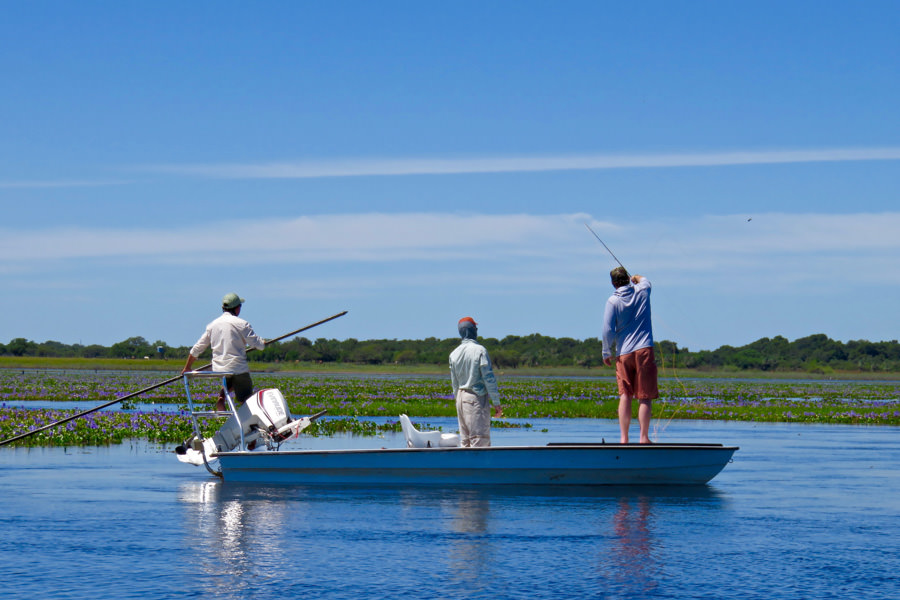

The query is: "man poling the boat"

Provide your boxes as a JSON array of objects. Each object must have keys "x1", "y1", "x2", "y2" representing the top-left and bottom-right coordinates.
[
  {"x1": 0, "y1": 311, "x2": 348, "y2": 448},
  {"x1": 181, "y1": 292, "x2": 265, "y2": 411}
]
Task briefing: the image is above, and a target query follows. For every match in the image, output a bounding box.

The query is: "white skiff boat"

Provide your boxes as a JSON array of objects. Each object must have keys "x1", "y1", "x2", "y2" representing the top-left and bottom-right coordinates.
[
  {"x1": 214, "y1": 442, "x2": 738, "y2": 486},
  {"x1": 175, "y1": 372, "x2": 738, "y2": 486}
]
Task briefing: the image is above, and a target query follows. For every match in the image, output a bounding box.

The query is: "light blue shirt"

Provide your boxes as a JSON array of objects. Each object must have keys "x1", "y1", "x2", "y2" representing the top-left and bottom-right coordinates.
[
  {"x1": 602, "y1": 278, "x2": 653, "y2": 359},
  {"x1": 449, "y1": 339, "x2": 501, "y2": 407}
]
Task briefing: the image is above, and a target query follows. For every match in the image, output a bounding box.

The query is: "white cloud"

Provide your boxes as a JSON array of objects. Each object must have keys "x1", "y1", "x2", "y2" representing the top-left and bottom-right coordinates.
[
  {"x1": 4, "y1": 211, "x2": 899, "y2": 348},
  {"x1": 7, "y1": 147, "x2": 898, "y2": 188},
  {"x1": 599, "y1": 212, "x2": 900, "y2": 289},
  {"x1": 142, "y1": 147, "x2": 900, "y2": 179},
  {"x1": 4, "y1": 210, "x2": 899, "y2": 304},
  {"x1": 0, "y1": 212, "x2": 597, "y2": 263},
  {"x1": 695, "y1": 213, "x2": 900, "y2": 253},
  {"x1": 2, "y1": 212, "x2": 898, "y2": 273},
  {"x1": 0, "y1": 179, "x2": 134, "y2": 189}
]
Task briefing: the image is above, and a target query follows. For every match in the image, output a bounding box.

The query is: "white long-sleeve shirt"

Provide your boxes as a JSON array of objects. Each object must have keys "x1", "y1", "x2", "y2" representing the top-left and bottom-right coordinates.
[
  {"x1": 449, "y1": 339, "x2": 501, "y2": 407},
  {"x1": 190, "y1": 312, "x2": 265, "y2": 374}
]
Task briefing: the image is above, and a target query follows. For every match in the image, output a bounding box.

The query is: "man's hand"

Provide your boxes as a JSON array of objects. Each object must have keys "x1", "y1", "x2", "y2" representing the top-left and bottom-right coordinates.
[
  {"x1": 181, "y1": 355, "x2": 196, "y2": 375},
  {"x1": 603, "y1": 356, "x2": 614, "y2": 367},
  {"x1": 494, "y1": 405, "x2": 503, "y2": 418}
]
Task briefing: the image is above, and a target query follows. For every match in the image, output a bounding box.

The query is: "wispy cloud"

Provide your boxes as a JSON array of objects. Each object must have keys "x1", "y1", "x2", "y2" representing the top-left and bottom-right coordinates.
[
  {"x1": 2, "y1": 212, "x2": 898, "y2": 284},
  {"x1": 0, "y1": 213, "x2": 596, "y2": 263},
  {"x1": 0, "y1": 179, "x2": 134, "y2": 189},
  {"x1": 5, "y1": 211, "x2": 899, "y2": 348},
  {"x1": 648, "y1": 212, "x2": 900, "y2": 255},
  {"x1": 141, "y1": 147, "x2": 900, "y2": 179},
  {"x1": 7, "y1": 147, "x2": 898, "y2": 188},
  {"x1": 616, "y1": 212, "x2": 900, "y2": 288}
]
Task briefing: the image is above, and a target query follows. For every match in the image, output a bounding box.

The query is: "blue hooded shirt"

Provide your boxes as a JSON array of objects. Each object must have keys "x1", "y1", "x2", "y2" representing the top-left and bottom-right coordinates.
[{"x1": 602, "y1": 277, "x2": 653, "y2": 359}]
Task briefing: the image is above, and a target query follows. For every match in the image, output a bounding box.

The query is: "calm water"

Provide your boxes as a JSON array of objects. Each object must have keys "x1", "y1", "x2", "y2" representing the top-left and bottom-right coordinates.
[{"x1": 1, "y1": 419, "x2": 898, "y2": 599}]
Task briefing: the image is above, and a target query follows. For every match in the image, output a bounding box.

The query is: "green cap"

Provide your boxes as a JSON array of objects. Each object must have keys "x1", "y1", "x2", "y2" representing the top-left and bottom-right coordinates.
[{"x1": 222, "y1": 292, "x2": 245, "y2": 309}]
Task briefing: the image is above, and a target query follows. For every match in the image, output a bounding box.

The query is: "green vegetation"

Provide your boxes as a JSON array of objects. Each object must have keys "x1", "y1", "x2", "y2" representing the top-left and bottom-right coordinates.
[
  {"x1": 1, "y1": 370, "x2": 898, "y2": 446},
  {"x1": 4, "y1": 332, "x2": 900, "y2": 374}
]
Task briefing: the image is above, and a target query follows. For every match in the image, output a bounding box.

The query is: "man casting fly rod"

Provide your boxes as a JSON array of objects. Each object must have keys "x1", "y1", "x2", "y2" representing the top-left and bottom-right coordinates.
[{"x1": 588, "y1": 224, "x2": 659, "y2": 444}]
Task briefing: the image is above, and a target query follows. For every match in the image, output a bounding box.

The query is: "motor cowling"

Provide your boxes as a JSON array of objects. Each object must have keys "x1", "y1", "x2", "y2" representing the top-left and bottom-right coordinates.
[
  {"x1": 177, "y1": 392, "x2": 326, "y2": 467},
  {"x1": 212, "y1": 388, "x2": 293, "y2": 452}
]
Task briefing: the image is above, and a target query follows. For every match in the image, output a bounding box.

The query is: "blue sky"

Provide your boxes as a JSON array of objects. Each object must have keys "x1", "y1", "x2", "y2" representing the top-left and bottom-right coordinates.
[{"x1": 2, "y1": 1, "x2": 898, "y2": 351}]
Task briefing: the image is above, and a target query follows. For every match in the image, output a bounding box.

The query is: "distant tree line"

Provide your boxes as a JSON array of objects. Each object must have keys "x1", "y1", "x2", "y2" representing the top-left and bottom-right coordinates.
[{"x1": 3, "y1": 333, "x2": 900, "y2": 372}]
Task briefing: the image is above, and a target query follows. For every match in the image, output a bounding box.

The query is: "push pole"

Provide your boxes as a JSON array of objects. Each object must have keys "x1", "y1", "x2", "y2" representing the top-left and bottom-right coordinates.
[{"x1": 0, "y1": 311, "x2": 348, "y2": 447}]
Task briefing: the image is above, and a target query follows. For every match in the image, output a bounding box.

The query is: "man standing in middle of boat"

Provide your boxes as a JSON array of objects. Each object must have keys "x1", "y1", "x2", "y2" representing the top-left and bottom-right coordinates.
[
  {"x1": 602, "y1": 267, "x2": 659, "y2": 444},
  {"x1": 449, "y1": 316, "x2": 503, "y2": 447}
]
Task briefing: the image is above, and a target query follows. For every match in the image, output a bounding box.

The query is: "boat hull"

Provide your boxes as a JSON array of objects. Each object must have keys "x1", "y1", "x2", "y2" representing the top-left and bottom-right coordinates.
[{"x1": 215, "y1": 443, "x2": 738, "y2": 486}]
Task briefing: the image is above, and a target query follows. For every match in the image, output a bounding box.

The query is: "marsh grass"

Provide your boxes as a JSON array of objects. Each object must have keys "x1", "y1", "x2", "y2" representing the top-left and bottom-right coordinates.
[
  {"x1": 5, "y1": 356, "x2": 900, "y2": 380},
  {"x1": 1, "y1": 369, "x2": 898, "y2": 446}
]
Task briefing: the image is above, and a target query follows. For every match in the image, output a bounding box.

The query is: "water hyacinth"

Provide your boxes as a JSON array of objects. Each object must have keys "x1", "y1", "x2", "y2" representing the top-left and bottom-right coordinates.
[
  {"x1": 0, "y1": 404, "x2": 418, "y2": 447},
  {"x1": 1, "y1": 370, "x2": 898, "y2": 446},
  {"x1": 0, "y1": 405, "x2": 206, "y2": 447}
]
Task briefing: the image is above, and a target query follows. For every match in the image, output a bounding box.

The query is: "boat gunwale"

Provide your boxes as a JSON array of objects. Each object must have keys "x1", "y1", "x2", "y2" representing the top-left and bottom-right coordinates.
[{"x1": 213, "y1": 443, "x2": 740, "y2": 458}]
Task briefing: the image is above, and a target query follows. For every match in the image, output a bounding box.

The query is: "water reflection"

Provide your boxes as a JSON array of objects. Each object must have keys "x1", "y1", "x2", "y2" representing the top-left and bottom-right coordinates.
[
  {"x1": 596, "y1": 486, "x2": 721, "y2": 595},
  {"x1": 8, "y1": 423, "x2": 899, "y2": 599},
  {"x1": 443, "y1": 490, "x2": 492, "y2": 588},
  {"x1": 177, "y1": 480, "x2": 302, "y2": 599},
  {"x1": 602, "y1": 495, "x2": 657, "y2": 594},
  {"x1": 175, "y1": 481, "x2": 723, "y2": 598}
]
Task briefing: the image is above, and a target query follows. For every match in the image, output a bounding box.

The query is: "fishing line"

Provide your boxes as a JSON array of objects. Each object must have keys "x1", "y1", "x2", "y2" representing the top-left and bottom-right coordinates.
[
  {"x1": 584, "y1": 223, "x2": 627, "y2": 272},
  {"x1": 651, "y1": 311, "x2": 697, "y2": 438},
  {"x1": 653, "y1": 340, "x2": 690, "y2": 440}
]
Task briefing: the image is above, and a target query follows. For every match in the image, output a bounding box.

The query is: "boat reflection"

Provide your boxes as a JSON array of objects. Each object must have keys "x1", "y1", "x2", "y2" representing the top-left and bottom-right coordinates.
[
  {"x1": 599, "y1": 495, "x2": 657, "y2": 594},
  {"x1": 442, "y1": 490, "x2": 492, "y2": 588},
  {"x1": 176, "y1": 480, "x2": 724, "y2": 597},
  {"x1": 177, "y1": 480, "x2": 305, "y2": 599},
  {"x1": 597, "y1": 485, "x2": 724, "y2": 594}
]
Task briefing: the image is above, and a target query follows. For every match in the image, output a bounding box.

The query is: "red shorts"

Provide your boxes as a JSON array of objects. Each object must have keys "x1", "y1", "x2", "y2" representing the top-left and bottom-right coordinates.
[{"x1": 615, "y1": 346, "x2": 659, "y2": 400}]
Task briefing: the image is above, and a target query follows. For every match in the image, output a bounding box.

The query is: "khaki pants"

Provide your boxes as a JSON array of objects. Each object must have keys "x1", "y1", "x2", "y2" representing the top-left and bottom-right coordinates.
[{"x1": 456, "y1": 390, "x2": 491, "y2": 447}]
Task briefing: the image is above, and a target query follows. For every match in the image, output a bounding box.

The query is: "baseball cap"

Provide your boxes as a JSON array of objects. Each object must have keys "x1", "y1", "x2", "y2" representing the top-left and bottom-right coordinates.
[{"x1": 222, "y1": 293, "x2": 245, "y2": 309}]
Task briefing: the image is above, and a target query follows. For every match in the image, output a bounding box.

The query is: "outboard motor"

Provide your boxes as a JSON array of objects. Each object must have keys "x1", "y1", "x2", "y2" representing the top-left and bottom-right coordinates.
[
  {"x1": 176, "y1": 389, "x2": 324, "y2": 467},
  {"x1": 212, "y1": 388, "x2": 292, "y2": 452}
]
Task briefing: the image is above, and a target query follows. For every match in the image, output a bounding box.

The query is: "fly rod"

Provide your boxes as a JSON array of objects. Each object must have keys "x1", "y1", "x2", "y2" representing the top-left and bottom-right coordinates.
[
  {"x1": 584, "y1": 222, "x2": 627, "y2": 272},
  {"x1": 0, "y1": 310, "x2": 348, "y2": 447}
]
